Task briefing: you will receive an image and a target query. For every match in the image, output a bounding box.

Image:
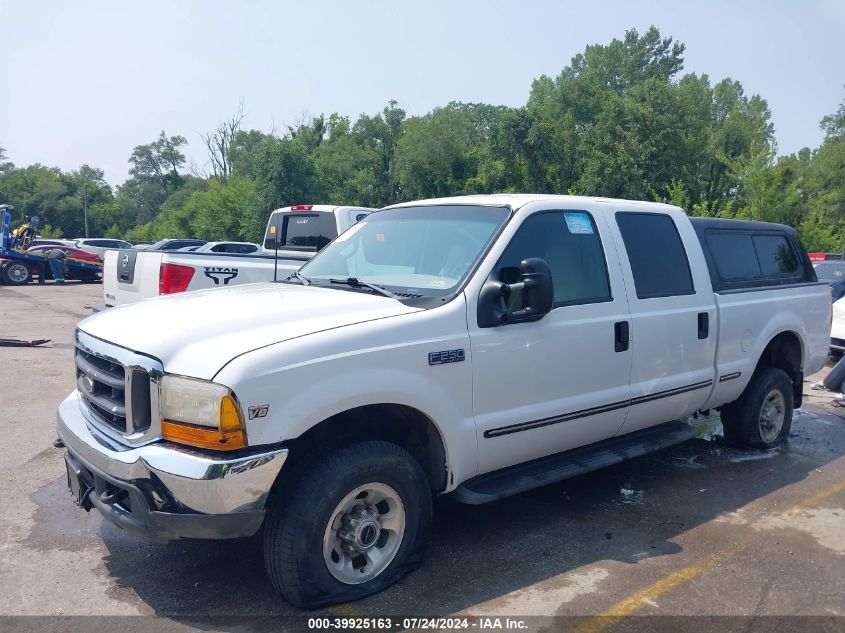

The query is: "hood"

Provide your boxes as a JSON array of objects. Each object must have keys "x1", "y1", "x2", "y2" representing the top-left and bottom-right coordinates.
[{"x1": 78, "y1": 283, "x2": 420, "y2": 380}]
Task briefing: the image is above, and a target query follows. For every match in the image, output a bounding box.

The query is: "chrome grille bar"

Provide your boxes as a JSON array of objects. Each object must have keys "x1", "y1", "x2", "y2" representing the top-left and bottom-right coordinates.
[{"x1": 74, "y1": 329, "x2": 164, "y2": 447}]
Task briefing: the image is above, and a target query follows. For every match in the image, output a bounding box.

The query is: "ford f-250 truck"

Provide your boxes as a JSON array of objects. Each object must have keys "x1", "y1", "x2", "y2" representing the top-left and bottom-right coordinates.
[
  {"x1": 102, "y1": 205, "x2": 373, "y2": 306},
  {"x1": 57, "y1": 194, "x2": 830, "y2": 608}
]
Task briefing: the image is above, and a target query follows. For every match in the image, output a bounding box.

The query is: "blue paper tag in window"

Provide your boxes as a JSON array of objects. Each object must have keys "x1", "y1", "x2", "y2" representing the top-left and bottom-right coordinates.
[{"x1": 564, "y1": 212, "x2": 594, "y2": 234}]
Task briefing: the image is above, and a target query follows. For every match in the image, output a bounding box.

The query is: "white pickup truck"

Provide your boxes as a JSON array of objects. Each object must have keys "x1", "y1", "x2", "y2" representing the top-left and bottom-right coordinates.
[
  {"x1": 102, "y1": 205, "x2": 373, "y2": 306},
  {"x1": 57, "y1": 194, "x2": 830, "y2": 608}
]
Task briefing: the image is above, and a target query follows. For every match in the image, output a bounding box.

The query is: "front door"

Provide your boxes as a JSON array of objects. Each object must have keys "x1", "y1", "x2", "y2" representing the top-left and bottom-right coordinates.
[{"x1": 468, "y1": 209, "x2": 632, "y2": 475}]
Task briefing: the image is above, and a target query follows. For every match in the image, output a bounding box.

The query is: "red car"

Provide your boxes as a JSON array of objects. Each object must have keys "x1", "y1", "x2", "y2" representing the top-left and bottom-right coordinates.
[{"x1": 25, "y1": 245, "x2": 102, "y2": 281}]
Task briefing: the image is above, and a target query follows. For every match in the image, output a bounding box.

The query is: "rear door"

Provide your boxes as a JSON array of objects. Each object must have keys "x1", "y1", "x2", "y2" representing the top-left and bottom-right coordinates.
[{"x1": 610, "y1": 210, "x2": 716, "y2": 434}]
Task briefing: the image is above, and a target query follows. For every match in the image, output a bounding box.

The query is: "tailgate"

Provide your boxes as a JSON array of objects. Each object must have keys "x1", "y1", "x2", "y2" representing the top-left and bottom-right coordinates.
[
  {"x1": 103, "y1": 250, "x2": 165, "y2": 307},
  {"x1": 177, "y1": 252, "x2": 307, "y2": 292}
]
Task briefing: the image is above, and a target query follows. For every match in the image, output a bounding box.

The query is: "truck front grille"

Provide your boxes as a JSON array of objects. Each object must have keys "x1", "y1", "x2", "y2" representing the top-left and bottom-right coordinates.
[
  {"x1": 74, "y1": 332, "x2": 158, "y2": 441},
  {"x1": 76, "y1": 348, "x2": 128, "y2": 432}
]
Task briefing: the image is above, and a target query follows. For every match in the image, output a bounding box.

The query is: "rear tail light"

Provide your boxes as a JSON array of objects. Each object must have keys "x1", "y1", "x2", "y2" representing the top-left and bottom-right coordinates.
[{"x1": 159, "y1": 263, "x2": 195, "y2": 295}]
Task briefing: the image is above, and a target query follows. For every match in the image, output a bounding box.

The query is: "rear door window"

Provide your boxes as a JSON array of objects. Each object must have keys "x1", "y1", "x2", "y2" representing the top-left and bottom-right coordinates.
[{"x1": 616, "y1": 213, "x2": 694, "y2": 298}]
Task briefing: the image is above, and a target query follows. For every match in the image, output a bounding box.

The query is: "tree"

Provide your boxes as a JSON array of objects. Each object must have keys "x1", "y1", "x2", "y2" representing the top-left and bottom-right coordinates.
[
  {"x1": 188, "y1": 176, "x2": 258, "y2": 241},
  {"x1": 77, "y1": 165, "x2": 107, "y2": 237},
  {"x1": 799, "y1": 92, "x2": 845, "y2": 250},
  {"x1": 202, "y1": 102, "x2": 246, "y2": 184},
  {"x1": 313, "y1": 114, "x2": 381, "y2": 206},
  {"x1": 246, "y1": 136, "x2": 318, "y2": 240},
  {"x1": 0, "y1": 146, "x2": 13, "y2": 176},
  {"x1": 353, "y1": 100, "x2": 407, "y2": 204},
  {"x1": 128, "y1": 131, "x2": 187, "y2": 198}
]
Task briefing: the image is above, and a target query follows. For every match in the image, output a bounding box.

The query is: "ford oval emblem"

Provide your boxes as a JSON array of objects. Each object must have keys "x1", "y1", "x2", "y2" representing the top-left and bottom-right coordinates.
[{"x1": 81, "y1": 376, "x2": 95, "y2": 392}]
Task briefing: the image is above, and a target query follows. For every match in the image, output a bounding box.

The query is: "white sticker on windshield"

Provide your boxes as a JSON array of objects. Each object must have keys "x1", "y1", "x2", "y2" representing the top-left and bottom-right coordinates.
[{"x1": 564, "y1": 212, "x2": 594, "y2": 234}]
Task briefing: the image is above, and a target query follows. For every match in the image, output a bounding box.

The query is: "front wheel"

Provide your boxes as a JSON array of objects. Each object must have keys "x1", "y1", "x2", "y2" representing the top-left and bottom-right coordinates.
[
  {"x1": 720, "y1": 366, "x2": 793, "y2": 449},
  {"x1": 263, "y1": 441, "x2": 432, "y2": 609}
]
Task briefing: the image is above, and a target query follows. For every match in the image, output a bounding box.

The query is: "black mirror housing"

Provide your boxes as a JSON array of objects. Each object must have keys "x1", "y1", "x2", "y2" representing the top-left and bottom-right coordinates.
[{"x1": 477, "y1": 257, "x2": 554, "y2": 328}]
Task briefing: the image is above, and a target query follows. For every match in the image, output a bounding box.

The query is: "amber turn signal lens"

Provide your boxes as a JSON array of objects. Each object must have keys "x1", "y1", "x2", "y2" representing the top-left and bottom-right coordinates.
[
  {"x1": 161, "y1": 420, "x2": 246, "y2": 451},
  {"x1": 219, "y1": 395, "x2": 243, "y2": 432}
]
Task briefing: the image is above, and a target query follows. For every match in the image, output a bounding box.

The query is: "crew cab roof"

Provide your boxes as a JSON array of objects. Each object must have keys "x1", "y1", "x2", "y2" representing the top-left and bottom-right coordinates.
[{"x1": 383, "y1": 194, "x2": 681, "y2": 214}]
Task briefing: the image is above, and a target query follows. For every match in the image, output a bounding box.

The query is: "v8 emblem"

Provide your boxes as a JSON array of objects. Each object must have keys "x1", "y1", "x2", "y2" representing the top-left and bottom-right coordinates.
[{"x1": 248, "y1": 404, "x2": 269, "y2": 420}]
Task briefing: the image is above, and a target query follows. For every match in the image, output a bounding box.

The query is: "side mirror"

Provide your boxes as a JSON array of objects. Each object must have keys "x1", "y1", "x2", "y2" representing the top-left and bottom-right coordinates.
[{"x1": 477, "y1": 257, "x2": 554, "y2": 328}]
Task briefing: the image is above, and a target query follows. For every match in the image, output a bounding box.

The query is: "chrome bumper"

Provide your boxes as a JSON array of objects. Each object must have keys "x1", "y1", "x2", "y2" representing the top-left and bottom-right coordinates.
[{"x1": 57, "y1": 391, "x2": 288, "y2": 541}]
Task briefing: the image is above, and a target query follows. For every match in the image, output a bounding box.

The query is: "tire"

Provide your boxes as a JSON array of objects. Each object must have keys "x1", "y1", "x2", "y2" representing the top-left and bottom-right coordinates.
[
  {"x1": 263, "y1": 441, "x2": 432, "y2": 609},
  {"x1": 720, "y1": 366, "x2": 793, "y2": 449},
  {"x1": 2, "y1": 261, "x2": 32, "y2": 285}
]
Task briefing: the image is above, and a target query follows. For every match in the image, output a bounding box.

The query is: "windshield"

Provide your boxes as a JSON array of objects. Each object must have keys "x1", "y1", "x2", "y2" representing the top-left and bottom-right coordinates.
[
  {"x1": 813, "y1": 262, "x2": 845, "y2": 281},
  {"x1": 299, "y1": 205, "x2": 510, "y2": 297}
]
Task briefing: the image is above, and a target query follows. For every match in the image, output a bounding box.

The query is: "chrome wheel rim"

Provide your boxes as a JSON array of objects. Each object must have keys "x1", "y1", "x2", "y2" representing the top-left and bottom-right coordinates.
[
  {"x1": 759, "y1": 389, "x2": 786, "y2": 443},
  {"x1": 322, "y1": 482, "x2": 405, "y2": 585},
  {"x1": 8, "y1": 263, "x2": 29, "y2": 283}
]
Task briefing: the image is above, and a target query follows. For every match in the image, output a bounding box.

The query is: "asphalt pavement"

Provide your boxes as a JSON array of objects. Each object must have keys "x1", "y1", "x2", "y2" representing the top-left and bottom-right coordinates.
[{"x1": 1, "y1": 281, "x2": 844, "y2": 630}]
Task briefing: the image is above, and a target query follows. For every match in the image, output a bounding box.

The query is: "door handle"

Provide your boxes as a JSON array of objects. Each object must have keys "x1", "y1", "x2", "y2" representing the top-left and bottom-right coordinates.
[
  {"x1": 614, "y1": 321, "x2": 629, "y2": 352},
  {"x1": 698, "y1": 312, "x2": 709, "y2": 339}
]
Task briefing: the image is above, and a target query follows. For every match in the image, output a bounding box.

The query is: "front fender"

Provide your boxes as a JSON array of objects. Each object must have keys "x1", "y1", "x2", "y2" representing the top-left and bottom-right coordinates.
[{"x1": 215, "y1": 298, "x2": 478, "y2": 489}]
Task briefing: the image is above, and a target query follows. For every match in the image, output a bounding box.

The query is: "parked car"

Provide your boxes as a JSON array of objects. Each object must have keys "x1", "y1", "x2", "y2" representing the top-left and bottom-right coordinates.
[
  {"x1": 72, "y1": 238, "x2": 134, "y2": 259},
  {"x1": 189, "y1": 241, "x2": 260, "y2": 254},
  {"x1": 58, "y1": 194, "x2": 830, "y2": 608},
  {"x1": 102, "y1": 206, "x2": 373, "y2": 306},
  {"x1": 813, "y1": 260, "x2": 845, "y2": 302},
  {"x1": 32, "y1": 238, "x2": 79, "y2": 248},
  {"x1": 25, "y1": 245, "x2": 102, "y2": 281},
  {"x1": 145, "y1": 238, "x2": 208, "y2": 252}
]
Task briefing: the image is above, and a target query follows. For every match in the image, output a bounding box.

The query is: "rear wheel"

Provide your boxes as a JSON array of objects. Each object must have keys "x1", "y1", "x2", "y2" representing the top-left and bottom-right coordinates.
[
  {"x1": 720, "y1": 367, "x2": 793, "y2": 449},
  {"x1": 263, "y1": 441, "x2": 432, "y2": 609},
  {"x1": 2, "y1": 261, "x2": 32, "y2": 285}
]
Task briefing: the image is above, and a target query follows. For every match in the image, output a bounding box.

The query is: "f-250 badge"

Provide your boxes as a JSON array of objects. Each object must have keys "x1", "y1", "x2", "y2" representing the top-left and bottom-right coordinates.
[
  {"x1": 204, "y1": 267, "x2": 239, "y2": 285},
  {"x1": 248, "y1": 404, "x2": 269, "y2": 420},
  {"x1": 428, "y1": 349, "x2": 465, "y2": 365}
]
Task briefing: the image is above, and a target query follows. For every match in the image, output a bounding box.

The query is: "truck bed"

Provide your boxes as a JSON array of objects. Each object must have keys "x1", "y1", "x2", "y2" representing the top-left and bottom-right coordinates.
[{"x1": 103, "y1": 249, "x2": 308, "y2": 307}]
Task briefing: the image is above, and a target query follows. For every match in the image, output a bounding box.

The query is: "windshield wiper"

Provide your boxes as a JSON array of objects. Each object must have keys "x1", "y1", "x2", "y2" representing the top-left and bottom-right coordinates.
[
  {"x1": 329, "y1": 277, "x2": 396, "y2": 299},
  {"x1": 287, "y1": 271, "x2": 311, "y2": 286}
]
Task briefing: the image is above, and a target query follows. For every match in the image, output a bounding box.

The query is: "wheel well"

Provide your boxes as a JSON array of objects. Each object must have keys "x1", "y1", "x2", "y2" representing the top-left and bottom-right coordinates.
[
  {"x1": 756, "y1": 331, "x2": 803, "y2": 405},
  {"x1": 277, "y1": 404, "x2": 448, "y2": 493}
]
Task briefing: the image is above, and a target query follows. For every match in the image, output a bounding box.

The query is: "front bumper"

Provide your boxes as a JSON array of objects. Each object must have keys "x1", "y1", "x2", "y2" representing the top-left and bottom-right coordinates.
[{"x1": 57, "y1": 391, "x2": 288, "y2": 541}]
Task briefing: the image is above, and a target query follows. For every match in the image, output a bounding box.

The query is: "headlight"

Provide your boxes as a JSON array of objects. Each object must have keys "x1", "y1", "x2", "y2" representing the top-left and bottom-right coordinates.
[{"x1": 159, "y1": 375, "x2": 246, "y2": 451}]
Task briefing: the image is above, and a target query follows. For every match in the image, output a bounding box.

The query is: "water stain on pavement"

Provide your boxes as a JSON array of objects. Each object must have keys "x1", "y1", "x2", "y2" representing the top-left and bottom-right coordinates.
[{"x1": 26, "y1": 476, "x2": 104, "y2": 553}]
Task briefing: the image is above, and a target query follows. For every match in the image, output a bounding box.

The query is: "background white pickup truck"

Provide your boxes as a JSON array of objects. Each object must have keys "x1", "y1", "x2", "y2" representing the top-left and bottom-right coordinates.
[
  {"x1": 59, "y1": 194, "x2": 830, "y2": 609},
  {"x1": 103, "y1": 205, "x2": 373, "y2": 306}
]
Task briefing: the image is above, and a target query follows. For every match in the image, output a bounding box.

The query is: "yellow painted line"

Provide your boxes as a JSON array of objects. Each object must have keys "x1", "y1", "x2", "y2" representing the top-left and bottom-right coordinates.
[
  {"x1": 575, "y1": 476, "x2": 845, "y2": 633},
  {"x1": 322, "y1": 478, "x2": 845, "y2": 626},
  {"x1": 327, "y1": 602, "x2": 365, "y2": 617},
  {"x1": 574, "y1": 549, "x2": 734, "y2": 633},
  {"x1": 780, "y1": 477, "x2": 845, "y2": 518}
]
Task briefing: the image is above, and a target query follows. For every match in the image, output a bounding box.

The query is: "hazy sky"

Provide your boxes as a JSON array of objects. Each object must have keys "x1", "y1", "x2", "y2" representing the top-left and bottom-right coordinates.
[{"x1": 2, "y1": 0, "x2": 844, "y2": 185}]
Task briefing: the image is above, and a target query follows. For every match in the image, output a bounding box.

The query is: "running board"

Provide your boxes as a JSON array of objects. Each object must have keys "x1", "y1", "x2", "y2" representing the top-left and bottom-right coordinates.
[{"x1": 453, "y1": 421, "x2": 695, "y2": 505}]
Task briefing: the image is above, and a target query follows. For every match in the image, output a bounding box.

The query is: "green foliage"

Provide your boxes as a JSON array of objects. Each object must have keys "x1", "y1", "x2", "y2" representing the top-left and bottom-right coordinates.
[
  {"x1": 2, "y1": 30, "x2": 844, "y2": 253},
  {"x1": 187, "y1": 176, "x2": 258, "y2": 241}
]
